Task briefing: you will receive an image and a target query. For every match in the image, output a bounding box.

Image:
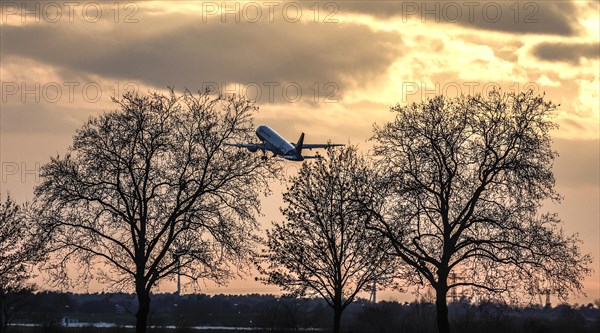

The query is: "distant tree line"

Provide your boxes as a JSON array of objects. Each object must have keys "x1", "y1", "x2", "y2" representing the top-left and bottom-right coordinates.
[
  {"x1": 4, "y1": 292, "x2": 600, "y2": 333},
  {"x1": 0, "y1": 88, "x2": 592, "y2": 333}
]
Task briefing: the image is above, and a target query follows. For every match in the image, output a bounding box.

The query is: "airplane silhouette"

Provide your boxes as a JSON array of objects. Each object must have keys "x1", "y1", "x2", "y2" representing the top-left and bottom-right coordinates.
[{"x1": 225, "y1": 125, "x2": 344, "y2": 161}]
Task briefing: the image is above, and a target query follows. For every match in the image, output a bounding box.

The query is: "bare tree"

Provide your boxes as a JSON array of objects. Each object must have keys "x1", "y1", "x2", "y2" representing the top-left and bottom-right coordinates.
[
  {"x1": 259, "y1": 146, "x2": 395, "y2": 333},
  {"x1": 369, "y1": 90, "x2": 592, "y2": 333},
  {"x1": 34, "y1": 89, "x2": 276, "y2": 333},
  {"x1": 0, "y1": 195, "x2": 46, "y2": 332}
]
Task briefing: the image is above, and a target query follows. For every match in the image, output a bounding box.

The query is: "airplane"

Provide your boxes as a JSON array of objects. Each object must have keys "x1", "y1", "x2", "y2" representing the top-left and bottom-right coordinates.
[{"x1": 225, "y1": 125, "x2": 344, "y2": 161}]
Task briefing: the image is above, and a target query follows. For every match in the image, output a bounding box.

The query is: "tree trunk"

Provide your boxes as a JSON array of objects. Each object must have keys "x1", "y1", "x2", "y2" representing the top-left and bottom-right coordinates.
[
  {"x1": 333, "y1": 305, "x2": 342, "y2": 333},
  {"x1": 435, "y1": 286, "x2": 450, "y2": 333},
  {"x1": 0, "y1": 294, "x2": 6, "y2": 333},
  {"x1": 332, "y1": 290, "x2": 343, "y2": 333},
  {"x1": 136, "y1": 288, "x2": 150, "y2": 333}
]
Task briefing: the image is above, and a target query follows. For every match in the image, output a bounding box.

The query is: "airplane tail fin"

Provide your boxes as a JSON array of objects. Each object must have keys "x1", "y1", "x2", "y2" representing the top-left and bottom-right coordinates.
[{"x1": 295, "y1": 132, "x2": 305, "y2": 155}]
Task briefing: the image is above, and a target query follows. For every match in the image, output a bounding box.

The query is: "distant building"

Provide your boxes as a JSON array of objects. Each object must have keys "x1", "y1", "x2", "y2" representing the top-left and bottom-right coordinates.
[
  {"x1": 544, "y1": 290, "x2": 551, "y2": 309},
  {"x1": 61, "y1": 317, "x2": 79, "y2": 327}
]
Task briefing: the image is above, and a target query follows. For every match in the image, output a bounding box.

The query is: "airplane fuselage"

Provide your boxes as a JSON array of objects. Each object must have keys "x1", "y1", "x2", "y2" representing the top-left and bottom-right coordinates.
[
  {"x1": 255, "y1": 125, "x2": 303, "y2": 161},
  {"x1": 225, "y1": 125, "x2": 343, "y2": 161}
]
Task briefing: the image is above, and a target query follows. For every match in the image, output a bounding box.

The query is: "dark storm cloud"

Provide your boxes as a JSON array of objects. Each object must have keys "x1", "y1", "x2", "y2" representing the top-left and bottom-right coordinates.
[
  {"x1": 531, "y1": 42, "x2": 600, "y2": 64},
  {"x1": 338, "y1": 1, "x2": 577, "y2": 36},
  {"x1": 0, "y1": 17, "x2": 401, "y2": 100}
]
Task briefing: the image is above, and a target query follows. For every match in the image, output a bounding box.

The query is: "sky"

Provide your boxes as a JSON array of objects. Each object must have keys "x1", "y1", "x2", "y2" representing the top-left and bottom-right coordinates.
[{"x1": 0, "y1": 1, "x2": 598, "y2": 305}]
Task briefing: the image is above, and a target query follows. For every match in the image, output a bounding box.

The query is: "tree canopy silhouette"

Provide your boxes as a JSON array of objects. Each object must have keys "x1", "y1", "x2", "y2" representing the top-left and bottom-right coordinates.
[
  {"x1": 260, "y1": 146, "x2": 396, "y2": 333},
  {"x1": 369, "y1": 89, "x2": 591, "y2": 333},
  {"x1": 34, "y1": 89, "x2": 276, "y2": 333},
  {"x1": 0, "y1": 195, "x2": 46, "y2": 332}
]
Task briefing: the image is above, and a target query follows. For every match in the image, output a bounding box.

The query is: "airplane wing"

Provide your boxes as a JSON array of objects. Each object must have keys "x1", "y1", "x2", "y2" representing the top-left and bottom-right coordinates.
[
  {"x1": 224, "y1": 143, "x2": 265, "y2": 153},
  {"x1": 298, "y1": 143, "x2": 345, "y2": 150},
  {"x1": 224, "y1": 143, "x2": 261, "y2": 149}
]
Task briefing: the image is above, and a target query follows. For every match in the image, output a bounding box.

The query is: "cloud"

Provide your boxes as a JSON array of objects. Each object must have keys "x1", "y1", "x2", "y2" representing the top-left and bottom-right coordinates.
[
  {"x1": 0, "y1": 16, "x2": 402, "y2": 103},
  {"x1": 553, "y1": 138, "x2": 600, "y2": 188},
  {"x1": 0, "y1": 99, "x2": 100, "y2": 135},
  {"x1": 531, "y1": 42, "x2": 600, "y2": 64},
  {"x1": 339, "y1": 1, "x2": 578, "y2": 36}
]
